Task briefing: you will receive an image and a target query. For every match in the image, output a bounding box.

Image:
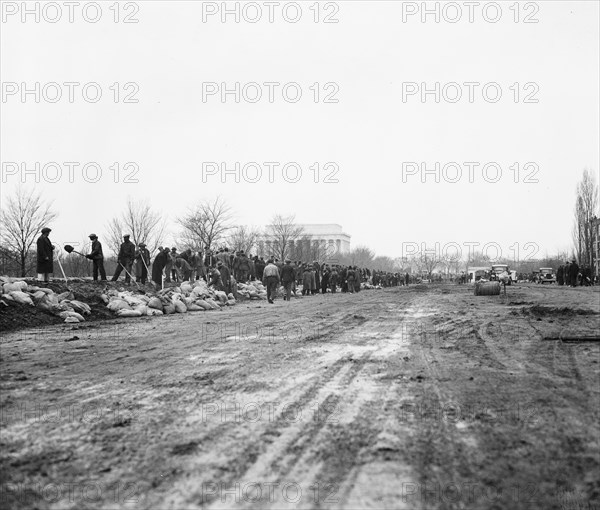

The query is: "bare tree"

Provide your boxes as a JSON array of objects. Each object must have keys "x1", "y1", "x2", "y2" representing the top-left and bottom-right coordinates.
[
  {"x1": 572, "y1": 169, "x2": 599, "y2": 266},
  {"x1": 228, "y1": 225, "x2": 262, "y2": 254},
  {"x1": 0, "y1": 187, "x2": 58, "y2": 276},
  {"x1": 265, "y1": 214, "x2": 304, "y2": 261},
  {"x1": 178, "y1": 197, "x2": 233, "y2": 251},
  {"x1": 339, "y1": 246, "x2": 375, "y2": 268},
  {"x1": 107, "y1": 198, "x2": 168, "y2": 256},
  {"x1": 419, "y1": 249, "x2": 442, "y2": 280}
]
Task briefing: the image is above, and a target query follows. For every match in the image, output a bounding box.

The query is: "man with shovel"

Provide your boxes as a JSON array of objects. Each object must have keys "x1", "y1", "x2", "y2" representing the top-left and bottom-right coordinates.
[
  {"x1": 86, "y1": 234, "x2": 107, "y2": 282},
  {"x1": 111, "y1": 234, "x2": 136, "y2": 284}
]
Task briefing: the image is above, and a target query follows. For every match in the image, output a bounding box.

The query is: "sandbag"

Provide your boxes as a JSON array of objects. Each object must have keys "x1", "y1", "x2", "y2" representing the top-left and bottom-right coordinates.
[
  {"x1": 36, "y1": 295, "x2": 54, "y2": 311},
  {"x1": 32, "y1": 290, "x2": 47, "y2": 302},
  {"x1": 64, "y1": 316, "x2": 80, "y2": 323},
  {"x1": 134, "y1": 305, "x2": 148, "y2": 315},
  {"x1": 174, "y1": 300, "x2": 187, "y2": 313},
  {"x1": 147, "y1": 297, "x2": 163, "y2": 310},
  {"x1": 100, "y1": 294, "x2": 109, "y2": 304},
  {"x1": 116, "y1": 309, "x2": 142, "y2": 317},
  {"x1": 163, "y1": 303, "x2": 176, "y2": 314},
  {"x1": 107, "y1": 299, "x2": 131, "y2": 312},
  {"x1": 69, "y1": 300, "x2": 92, "y2": 315},
  {"x1": 186, "y1": 303, "x2": 203, "y2": 311},
  {"x1": 195, "y1": 300, "x2": 212, "y2": 310},
  {"x1": 9, "y1": 291, "x2": 34, "y2": 306},
  {"x1": 226, "y1": 299, "x2": 236, "y2": 306},
  {"x1": 214, "y1": 291, "x2": 228, "y2": 303},
  {"x1": 56, "y1": 291, "x2": 74, "y2": 301},
  {"x1": 147, "y1": 308, "x2": 163, "y2": 316},
  {"x1": 58, "y1": 310, "x2": 85, "y2": 322},
  {"x1": 180, "y1": 282, "x2": 193, "y2": 294},
  {"x1": 4, "y1": 281, "x2": 28, "y2": 293}
]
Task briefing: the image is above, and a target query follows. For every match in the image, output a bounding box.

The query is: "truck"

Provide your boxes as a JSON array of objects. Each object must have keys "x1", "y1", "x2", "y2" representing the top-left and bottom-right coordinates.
[
  {"x1": 490, "y1": 264, "x2": 512, "y2": 285},
  {"x1": 538, "y1": 267, "x2": 556, "y2": 284}
]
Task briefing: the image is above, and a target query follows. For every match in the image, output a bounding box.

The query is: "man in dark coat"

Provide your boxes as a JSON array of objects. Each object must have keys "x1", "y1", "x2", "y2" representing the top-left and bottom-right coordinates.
[
  {"x1": 557, "y1": 265, "x2": 564, "y2": 286},
  {"x1": 152, "y1": 247, "x2": 169, "y2": 289},
  {"x1": 321, "y1": 265, "x2": 330, "y2": 294},
  {"x1": 111, "y1": 234, "x2": 136, "y2": 284},
  {"x1": 569, "y1": 260, "x2": 579, "y2": 287},
  {"x1": 36, "y1": 227, "x2": 54, "y2": 282},
  {"x1": 86, "y1": 233, "x2": 107, "y2": 282},
  {"x1": 217, "y1": 261, "x2": 231, "y2": 294},
  {"x1": 134, "y1": 243, "x2": 151, "y2": 284},
  {"x1": 280, "y1": 259, "x2": 296, "y2": 301}
]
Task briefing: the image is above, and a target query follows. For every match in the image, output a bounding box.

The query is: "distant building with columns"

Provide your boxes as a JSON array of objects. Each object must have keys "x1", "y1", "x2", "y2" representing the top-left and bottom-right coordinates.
[{"x1": 257, "y1": 224, "x2": 351, "y2": 259}]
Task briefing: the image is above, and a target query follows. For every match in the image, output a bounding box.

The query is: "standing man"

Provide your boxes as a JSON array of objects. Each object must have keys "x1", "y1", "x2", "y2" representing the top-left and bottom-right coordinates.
[
  {"x1": 170, "y1": 248, "x2": 179, "y2": 282},
  {"x1": 111, "y1": 234, "x2": 135, "y2": 284},
  {"x1": 262, "y1": 259, "x2": 280, "y2": 304},
  {"x1": 557, "y1": 265, "x2": 564, "y2": 286},
  {"x1": 152, "y1": 246, "x2": 168, "y2": 289},
  {"x1": 321, "y1": 265, "x2": 330, "y2": 294},
  {"x1": 281, "y1": 259, "x2": 296, "y2": 301},
  {"x1": 86, "y1": 233, "x2": 107, "y2": 282},
  {"x1": 36, "y1": 227, "x2": 54, "y2": 282},
  {"x1": 134, "y1": 242, "x2": 151, "y2": 285},
  {"x1": 347, "y1": 266, "x2": 356, "y2": 293},
  {"x1": 175, "y1": 256, "x2": 192, "y2": 282},
  {"x1": 569, "y1": 259, "x2": 579, "y2": 287},
  {"x1": 218, "y1": 261, "x2": 231, "y2": 294}
]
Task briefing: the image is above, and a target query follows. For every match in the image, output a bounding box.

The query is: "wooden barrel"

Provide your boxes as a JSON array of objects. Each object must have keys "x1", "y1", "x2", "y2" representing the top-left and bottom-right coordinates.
[{"x1": 474, "y1": 281, "x2": 501, "y2": 296}]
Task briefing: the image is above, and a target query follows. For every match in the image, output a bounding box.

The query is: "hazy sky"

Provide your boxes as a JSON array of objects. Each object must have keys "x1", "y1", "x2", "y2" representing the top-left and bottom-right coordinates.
[{"x1": 1, "y1": 0, "x2": 598, "y2": 260}]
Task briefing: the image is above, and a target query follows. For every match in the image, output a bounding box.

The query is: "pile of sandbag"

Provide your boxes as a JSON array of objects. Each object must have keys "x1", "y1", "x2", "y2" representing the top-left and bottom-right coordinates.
[
  {"x1": 102, "y1": 279, "x2": 237, "y2": 318},
  {"x1": 361, "y1": 283, "x2": 383, "y2": 290},
  {"x1": 0, "y1": 276, "x2": 91, "y2": 323},
  {"x1": 236, "y1": 280, "x2": 268, "y2": 299}
]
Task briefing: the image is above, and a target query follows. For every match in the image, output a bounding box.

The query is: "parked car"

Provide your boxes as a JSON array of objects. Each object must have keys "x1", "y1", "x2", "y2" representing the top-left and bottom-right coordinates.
[
  {"x1": 490, "y1": 264, "x2": 512, "y2": 285},
  {"x1": 539, "y1": 267, "x2": 556, "y2": 284}
]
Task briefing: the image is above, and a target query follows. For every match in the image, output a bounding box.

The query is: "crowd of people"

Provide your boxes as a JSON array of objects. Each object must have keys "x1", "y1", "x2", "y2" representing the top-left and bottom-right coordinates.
[{"x1": 34, "y1": 230, "x2": 408, "y2": 302}]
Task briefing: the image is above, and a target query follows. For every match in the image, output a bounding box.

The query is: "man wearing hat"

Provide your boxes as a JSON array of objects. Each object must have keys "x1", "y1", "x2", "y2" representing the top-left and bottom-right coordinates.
[
  {"x1": 134, "y1": 242, "x2": 151, "y2": 285},
  {"x1": 217, "y1": 260, "x2": 231, "y2": 294},
  {"x1": 86, "y1": 234, "x2": 107, "y2": 282},
  {"x1": 151, "y1": 247, "x2": 169, "y2": 289},
  {"x1": 36, "y1": 227, "x2": 54, "y2": 282},
  {"x1": 111, "y1": 234, "x2": 135, "y2": 284},
  {"x1": 280, "y1": 259, "x2": 296, "y2": 301}
]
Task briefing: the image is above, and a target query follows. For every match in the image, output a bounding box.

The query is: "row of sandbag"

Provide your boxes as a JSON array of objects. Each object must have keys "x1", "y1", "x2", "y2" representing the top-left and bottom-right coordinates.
[
  {"x1": 236, "y1": 280, "x2": 268, "y2": 299},
  {"x1": 0, "y1": 277, "x2": 91, "y2": 323},
  {"x1": 101, "y1": 280, "x2": 237, "y2": 318}
]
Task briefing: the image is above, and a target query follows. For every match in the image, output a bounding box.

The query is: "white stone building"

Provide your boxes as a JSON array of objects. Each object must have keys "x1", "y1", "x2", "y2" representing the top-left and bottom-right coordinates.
[{"x1": 258, "y1": 223, "x2": 351, "y2": 260}]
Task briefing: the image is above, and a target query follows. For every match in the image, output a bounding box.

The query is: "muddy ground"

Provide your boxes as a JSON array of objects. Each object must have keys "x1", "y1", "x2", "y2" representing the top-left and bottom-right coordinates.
[{"x1": 1, "y1": 283, "x2": 599, "y2": 510}]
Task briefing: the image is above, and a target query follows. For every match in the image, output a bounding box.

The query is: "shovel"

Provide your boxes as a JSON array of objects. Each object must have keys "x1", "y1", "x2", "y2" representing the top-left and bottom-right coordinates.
[{"x1": 65, "y1": 245, "x2": 140, "y2": 289}]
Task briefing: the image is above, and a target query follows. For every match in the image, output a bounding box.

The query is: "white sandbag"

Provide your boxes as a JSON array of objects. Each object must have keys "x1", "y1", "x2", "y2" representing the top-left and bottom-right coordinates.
[
  {"x1": 226, "y1": 299, "x2": 236, "y2": 306},
  {"x1": 9, "y1": 291, "x2": 34, "y2": 306},
  {"x1": 116, "y1": 308, "x2": 142, "y2": 317},
  {"x1": 195, "y1": 300, "x2": 212, "y2": 310},
  {"x1": 186, "y1": 303, "x2": 203, "y2": 311},
  {"x1": 36, "y1": 295, "x2": 54, "y2": 311},
  {"x1": 205, "y1": 298, "x2": 220, "y2": 310},
  {"x1": 4, "y1": 281, "x2": 28, "y2": 293},
  {"x1": 214, "y1": 291, "x2": 228, "y2": 303},
  {"x1": 69, "y1": 300, "x2": 92, "y2": 315},
  {"x1": 180, "y1": 282, "x2": 193, "y2": 294},
  {"x1": 174, "y1": 300, "x2": 187, "y2": 313},
  {"x1": 147, "y1": 308, "x2": 163, "y2": 316},
  {"x1": 147, "y1": 297, "x2": 163, "y2": 310},
  {"x1": 32, "y1": 290, "x2": 47, "y2": 302},
  {"x1": 56, "y1": 291, "x2": 73, "y2": 301},
  {"x1": 64, "y1": 316, "x2": 80, "y2": 323},
  {"x1": 227, "y1": 293, "x2": 235, "y2": 300},
  {"x1": 100, "y1": 294, "x2": 109, "y2": 304},
  {"x1": 134, "y1": 305, "x2": 148, "y2": 315},
  {"x1": 107, "y1": 299, "x2": 131, "y2": 312},
  {"x1": 163, "y1": 303, "x2": 176, "y2": 314},
  {"x1": 58, "y1": 310, "x2": 85, "y2": 322}
]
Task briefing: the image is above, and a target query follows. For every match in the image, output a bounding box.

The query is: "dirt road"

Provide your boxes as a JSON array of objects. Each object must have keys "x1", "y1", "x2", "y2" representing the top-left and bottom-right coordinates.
[{"x1": 1, "y1": 284, "x2": 599, "y2": 510}]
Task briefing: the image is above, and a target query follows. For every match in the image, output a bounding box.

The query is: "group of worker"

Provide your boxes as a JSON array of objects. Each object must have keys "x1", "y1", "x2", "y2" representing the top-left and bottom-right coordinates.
[{"x1": 556, "y1": 261, "x2": 595, "y2": 286}]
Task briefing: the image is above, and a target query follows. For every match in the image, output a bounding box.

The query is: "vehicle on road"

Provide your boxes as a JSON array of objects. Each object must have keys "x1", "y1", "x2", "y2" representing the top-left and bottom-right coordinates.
[
  {"x1": 539, "y1": 267, "x2": 556, "y2": 284},
  {"x1": 490, "y1": 264, "x2": 512, "y2": 285}
]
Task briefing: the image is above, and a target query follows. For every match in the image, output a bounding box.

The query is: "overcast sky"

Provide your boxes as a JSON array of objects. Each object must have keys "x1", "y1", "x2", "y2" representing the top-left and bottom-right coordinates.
[{"x1": 1, "y1": 0, "x2": 598, "y2": 260}]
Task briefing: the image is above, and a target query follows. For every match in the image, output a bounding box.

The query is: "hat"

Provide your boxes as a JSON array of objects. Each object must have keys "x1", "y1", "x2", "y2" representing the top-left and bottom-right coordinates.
[
  {"x1": 139, "y1": 242, "x2": 146, "y2": 247},
  {"x1": 88, "y1": 233, "x2": 97, "y2": 239},
  {"x1": 41, "y1": 227, "x2": 51, "y2": 234},
  {"x1": 123, "y1": 234, "x2": 130, "y2": 238},
  {"x1": 217, "y1": 261, "x2": 223, "y2": 266},
  {"x1": 171, "y1": 247, "x2": 177, "y2": 251}
]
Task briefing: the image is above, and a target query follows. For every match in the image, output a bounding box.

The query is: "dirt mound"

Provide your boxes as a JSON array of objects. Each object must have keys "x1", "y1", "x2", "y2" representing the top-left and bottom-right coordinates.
[
  {"x1": 522, "y1": 305, "x2": 598, "y2": 317},
  {"x1": 0, "y1": 300, "x2": 63, "y2": 331}
]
